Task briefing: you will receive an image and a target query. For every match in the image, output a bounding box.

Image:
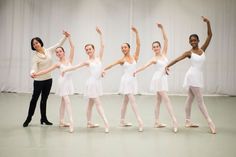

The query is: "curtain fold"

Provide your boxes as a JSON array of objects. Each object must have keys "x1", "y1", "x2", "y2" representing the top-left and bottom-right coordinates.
[{"x1": 0, "y1": 0, "x2": 235, "y2": 95}]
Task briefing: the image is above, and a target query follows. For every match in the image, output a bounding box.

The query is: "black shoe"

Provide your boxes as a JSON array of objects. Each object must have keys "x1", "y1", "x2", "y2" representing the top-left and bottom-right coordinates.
[
  {"x1": 40, "y1": 119, "x2": 53, "y2": 125},
  {"x1": 23, "y1": 117, "x2": 31, "y2": 127}
]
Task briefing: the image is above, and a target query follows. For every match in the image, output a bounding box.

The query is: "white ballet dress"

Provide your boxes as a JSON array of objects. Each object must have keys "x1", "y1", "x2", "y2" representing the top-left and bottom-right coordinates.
[
  {"x1": 183, "y1": 51, "x2": 205, "y2": 89},
  {"x1": 84, "y1": 59, "x2": 103, "y2": 98},
  {"x1": 119, "y1": 60, "x2": 138, "y2": 94},
  {"x1": 150, "y1": 57, "x2": 169, "y2": 92},
  {"x1": 56, "y1": 63, "x2": 74, "y2": 96}
]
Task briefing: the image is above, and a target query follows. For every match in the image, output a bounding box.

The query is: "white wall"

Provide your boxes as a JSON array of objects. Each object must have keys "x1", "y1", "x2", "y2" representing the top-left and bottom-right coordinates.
[{"x1": 0, "y1": 0, "x2": 236, "y2": 95}]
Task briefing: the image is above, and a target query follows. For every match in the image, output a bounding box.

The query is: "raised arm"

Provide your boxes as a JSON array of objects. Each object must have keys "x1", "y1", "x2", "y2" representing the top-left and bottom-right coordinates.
[
  {"x1": 34, "y1": 63, "x2": 60, "y2": 77},
  {"x1": 200, "y1": 16, "x2": 212, "y2": 52},
  {"x1": 68, "y1": 35, "x2": 75, "y2": 64},
  {"x1": 47, "y1": 31, "x2": 69, "y2": 54},
  {"x1": 134, "y1": 58, "x2": 155, "y2": 76},
  {"x1": 157, "y1": 23, "x2": 168, "y2": 56},
  {"x1": 96, "y1": 26, "x2": 104, "y2": 60},
  {"x1": 165, "y1": 51, "x2": 191, "y2": 74},
  {"x1": 132, "y1": 26, "x2": 141, "y2": 62}
]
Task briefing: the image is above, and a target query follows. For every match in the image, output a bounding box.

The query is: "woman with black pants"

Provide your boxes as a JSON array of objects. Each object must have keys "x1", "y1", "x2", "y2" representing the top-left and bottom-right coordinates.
[{"x1": 23, "y1": 31, "x2": 69, "y2": 127}]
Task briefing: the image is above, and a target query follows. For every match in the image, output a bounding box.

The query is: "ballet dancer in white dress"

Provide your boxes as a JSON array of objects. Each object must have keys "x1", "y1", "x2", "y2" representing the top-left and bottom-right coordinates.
[
  {"x1": 103, "y1": 26, "x2": 143, "y2": 132},
  {"x1": 62, "y1": 27, "x2": 109, "y2": 133},
  {"x1": 134, "y1": 23, "x2": 178, "y2": 133},
  {"x1": 33, "y1": 32, "x2": 75, "y2": 133},
  {"x1": 166, "y1": 16, "x2": 216, "y2": 134}
]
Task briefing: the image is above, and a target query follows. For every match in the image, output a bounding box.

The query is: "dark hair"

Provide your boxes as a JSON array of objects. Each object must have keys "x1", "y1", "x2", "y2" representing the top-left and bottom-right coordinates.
[
  {"x1": 84, "y1": 44, "x2": 95, "y2": 49},
  {"x1": 189, "y1": 34, "x2": 199, "y2": 41},
  {"x1": 123, "y1": 43, "x2": 130, "y2": 48},
  {"x1": 152, "y1": 41, "x2": 161, "y2": 48},
  {"x1": 56, "y1": 46, "x2": 65, "y2": 52},
  {"x1": 31, "y1": 37, "x2": 43, "y2": 51}
]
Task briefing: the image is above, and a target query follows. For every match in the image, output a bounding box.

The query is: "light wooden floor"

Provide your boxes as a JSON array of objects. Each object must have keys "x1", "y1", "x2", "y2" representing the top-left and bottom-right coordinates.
[{"x1": 0, "y1": 93, "x2": 236, "y2": 157}]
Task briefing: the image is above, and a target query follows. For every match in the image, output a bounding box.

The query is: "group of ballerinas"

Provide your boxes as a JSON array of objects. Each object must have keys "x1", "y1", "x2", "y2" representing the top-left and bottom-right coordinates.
[{"x1": 23, "y1": 16, "x2": 216, "y2": 134}]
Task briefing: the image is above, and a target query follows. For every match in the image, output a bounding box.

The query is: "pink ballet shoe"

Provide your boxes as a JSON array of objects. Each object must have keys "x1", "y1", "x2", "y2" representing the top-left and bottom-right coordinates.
[
  {"x1": 59, "y1": 122, "x2": 70, "y2": 128},
  {"x1": 69, "y1": 124, "x2": 74, "y2": 133},
  {"x1": 185, "y1": 119, "x2": 199, "y2": 128},
  {"x1": 120, "y1": 121, "x2": 132, "y2": 127},
  {"x1": 154, "y1": 122, "x2": 167, "y2": 128},
  {"x1": 173, "y1": 121, "x2": 178, "y2": 133},
  {"x1": 208, "y1": 121, "x2": 216, "y2": 134},
  {"x1": 105, "y1": 127, "x2": 109, "y2": 133},
  {"x1": 87, "y1": 123, "x2": 99, "y2": 128},
  {"x1": 138, "y1": 124, "x2": 144, "y2": 132},
  {"x1": 173, "y1": 127, "x2": 178, "y2": 133}
]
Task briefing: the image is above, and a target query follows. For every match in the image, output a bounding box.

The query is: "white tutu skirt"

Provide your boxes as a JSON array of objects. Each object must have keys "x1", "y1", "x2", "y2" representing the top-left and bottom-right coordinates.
[
  {"x1": 119, "y1": 74, "x2": 137, "y2": 94},
  {"x1": 56, "y1": 76, "x2": 74, "y2": 96},
  {"x1": 150, "y1": 71, "x2": 168, "y2": 92},
  {"x1": 183, "y1": 67, "x2": 203, "y2": 89},
  {"x1": 84, "y1": 77, "x2": 103, "y2": 98}
]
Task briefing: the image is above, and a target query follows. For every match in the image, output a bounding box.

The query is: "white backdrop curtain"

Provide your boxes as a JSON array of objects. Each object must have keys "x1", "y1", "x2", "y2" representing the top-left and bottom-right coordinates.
[{"x1": 0, "y1": 0, "x2": 235, "y2": 95}]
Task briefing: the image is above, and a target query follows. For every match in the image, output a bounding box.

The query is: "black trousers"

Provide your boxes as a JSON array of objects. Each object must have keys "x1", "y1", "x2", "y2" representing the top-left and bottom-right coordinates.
[{"x1": 26, "y1": 79, "x2": 52, "y2": 120}]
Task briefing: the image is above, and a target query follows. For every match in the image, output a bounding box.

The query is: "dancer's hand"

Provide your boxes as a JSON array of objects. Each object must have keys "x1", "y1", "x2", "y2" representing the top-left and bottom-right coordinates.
[
  {"x1": 131, "y1": 26, "x2": 138, "y2": 34},
  {"x1": 61, "y1": 71, "x2": 65, "y2": 77},
  {"x1": 96, "y1": 26, "x2": 102, "y2": 35},
  {"x1": 202, "y1": 16, "x2": 210, "y2": 23},
  {"x1": 101, "y1": 70, "x2": 106, "y2": 77},
  {"x1": 165, "y1": 67, "x2": 170, "y2": 75},
  {"x1": 30, "y1": 72, "x2": 37, "y2": 78},
  {"x1": 133, "y1": 71, "x2": 136, "y2": 77},
  {"x1": 157, "y1": 23, "x2": 163, "y2": 29},
  {"x1": 63, "y1": 30, "x2": 70, "y2": 37}
]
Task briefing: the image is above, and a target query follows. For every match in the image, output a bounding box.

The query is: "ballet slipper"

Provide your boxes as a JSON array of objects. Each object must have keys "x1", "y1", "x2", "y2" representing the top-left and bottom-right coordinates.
[
  {"x1": 69, "y1": 124, "x2": 74, "y2": 133},
  {"x1": 208, "y1": 121, "x2": 216, "y2": 134},
  {"x1": 59, "y1": 122, "x2": 70, "y2": 128},
  {"x1": 87, "y1": 122, "x2": 99, "y2": 128},
  {"x1": 173, "y1": 121, "x2": 178, "y2": 133},
  {"x1": 185, "y1": 119, "x2": 199, "y2": 128},
  {"x1": 120, "y1": 121, "x2": 133, "y2": 127},
  {"x1": 105, "y1": 127, "x2": 109, "y2": 133},
  {"x1": 138, "y1": 124, "x2": 144, "y2": 132},
  {"x1": 154, "y1": 122, "x2": 167, "y2": 128}
]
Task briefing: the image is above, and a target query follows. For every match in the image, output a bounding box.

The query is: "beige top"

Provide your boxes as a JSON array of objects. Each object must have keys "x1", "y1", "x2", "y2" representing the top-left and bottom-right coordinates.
[{"x1": 30, "y1": 36, "x2": 66, "y2": 81}]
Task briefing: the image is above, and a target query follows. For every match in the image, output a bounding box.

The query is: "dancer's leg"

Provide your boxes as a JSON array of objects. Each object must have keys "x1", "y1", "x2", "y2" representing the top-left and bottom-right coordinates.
[
  {"x1": 128, "y1": 94, "x2": 143, "y2": 131},
  {"x1": 185, "y1": 87, "x2": 199, "y2": 127},
  {"x1": 94, "y1": 97, "x2": 109, "y2": 133},
  {"x1": 190, "y1": 86, "x2": 216, "y2": 134},
  {"x1": 154, "y1": 92, "x2": 166, "y2": 128},
  {"x1": 158, "y1": 91, "x2": 178, "y2": 132}
]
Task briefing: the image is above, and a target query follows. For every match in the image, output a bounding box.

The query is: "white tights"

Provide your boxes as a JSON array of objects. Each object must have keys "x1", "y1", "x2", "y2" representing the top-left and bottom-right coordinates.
[
  {"x1": 120, "y1": 94, "x2": 143, "y2": 126},
  {"x1": 185, "y1": 86, "x2": 213, "y2": 122},
  {"x1": 155, "y1": 91, "x2": 177, "y2": 125},
  {"x1": 86, "y1": 97, "x2": 109, "y2": 128},
  {"x1": 60, "y1": 95, "x2": 73, "y2": 125}
]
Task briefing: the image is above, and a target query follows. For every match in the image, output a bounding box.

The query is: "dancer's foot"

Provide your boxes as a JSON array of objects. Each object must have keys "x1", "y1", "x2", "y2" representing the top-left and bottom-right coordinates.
[
  {"x1": 185, "y1": 119, "x2": 199, "y2": 128},
  {"x1": 87, "y1": 122, "x2": 99, "y2": 128},
  {"x1": 120, "y1": 120, "x2": 132, "y2": 127},
  {"x1": 208, "y1": 121, "x2": 216, "y2": 134},
  {"x1": 154, "y1": 122, "x2": 167, "y2": 128},
  {"x1": 138, "y1": 124, "x2": 143, "y2": 132},
  {"x1": 59, "y1": 122, "x2": 70, "y2": 128},
  {"x1": 173, "y1": 120, "x2": 178, "y2": 133},
  {"x1": 23, "y1": 117, "x2": 31, "y2": 127},
  {"x1": 69, "y1": 124, "x2": 74, "y2": 133},
  {"x1": 40, "y1": 119, "x2": 53, "y2": 125},
  {"x1": 105, "y1": 127, "x2": 109, "y2": 133}
]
